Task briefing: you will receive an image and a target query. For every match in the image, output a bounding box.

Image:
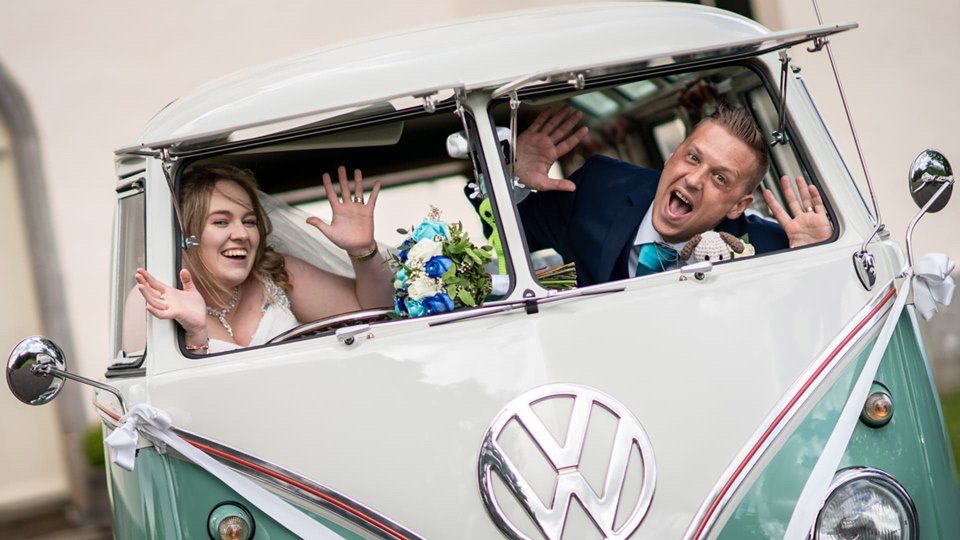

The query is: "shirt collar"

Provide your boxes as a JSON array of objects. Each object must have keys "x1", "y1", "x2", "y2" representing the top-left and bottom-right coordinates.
[{"x1": 633, "y1": 205, "x2": 687, "y2": 253}]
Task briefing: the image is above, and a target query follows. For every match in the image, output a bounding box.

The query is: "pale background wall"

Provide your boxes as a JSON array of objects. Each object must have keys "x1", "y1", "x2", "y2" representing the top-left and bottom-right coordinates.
[{"x1": 0, "y1": 0, "x2": 956, "y2": 524}]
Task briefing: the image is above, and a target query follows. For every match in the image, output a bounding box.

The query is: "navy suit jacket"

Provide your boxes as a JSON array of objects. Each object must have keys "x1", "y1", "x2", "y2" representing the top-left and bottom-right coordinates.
[{"x1": 518, "y1": 155, "x2": 789, "y2": 286}]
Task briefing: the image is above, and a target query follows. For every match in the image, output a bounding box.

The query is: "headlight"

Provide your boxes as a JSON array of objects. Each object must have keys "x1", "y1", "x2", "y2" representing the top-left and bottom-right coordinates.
[{"x1": 812, "y1": 467, "x2": 917, "y2": 540}]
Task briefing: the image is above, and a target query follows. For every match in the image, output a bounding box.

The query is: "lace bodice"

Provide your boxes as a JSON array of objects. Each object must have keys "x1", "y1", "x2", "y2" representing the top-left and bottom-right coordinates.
[{"x1": 207, "y1": 275, "x2": 299, "y2": 354}]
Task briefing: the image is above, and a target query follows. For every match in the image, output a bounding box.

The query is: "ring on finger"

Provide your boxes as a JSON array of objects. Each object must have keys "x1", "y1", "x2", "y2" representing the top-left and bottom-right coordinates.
[
  {"x1": 805, "y1": 206, "x2": 814, "y2": 213},
  {"x1": 352, "y1": 196, "x2": 365, "y2": 204}
]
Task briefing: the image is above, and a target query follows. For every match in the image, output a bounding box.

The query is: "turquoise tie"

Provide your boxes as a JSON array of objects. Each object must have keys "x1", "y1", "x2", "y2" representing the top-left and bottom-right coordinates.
[{"x1": 635, "y1": 242, "x2": 678, "y2": 276}]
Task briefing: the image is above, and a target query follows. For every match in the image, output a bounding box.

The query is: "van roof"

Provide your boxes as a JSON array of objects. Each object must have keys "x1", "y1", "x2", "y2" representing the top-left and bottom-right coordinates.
[{"x1": 120, "y1": 3, "x2": 850, "y2": 154}]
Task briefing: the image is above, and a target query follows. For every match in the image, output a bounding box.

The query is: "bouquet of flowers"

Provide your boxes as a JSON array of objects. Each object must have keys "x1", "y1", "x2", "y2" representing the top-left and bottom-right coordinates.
[{"x1": 393, "y1": 207, "x2": 494, "y2": 317}]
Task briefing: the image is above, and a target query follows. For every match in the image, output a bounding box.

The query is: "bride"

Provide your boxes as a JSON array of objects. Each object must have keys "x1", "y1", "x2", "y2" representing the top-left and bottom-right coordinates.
[{"x1": 135, "y1": 164, "x2": 395, "y2": 354}]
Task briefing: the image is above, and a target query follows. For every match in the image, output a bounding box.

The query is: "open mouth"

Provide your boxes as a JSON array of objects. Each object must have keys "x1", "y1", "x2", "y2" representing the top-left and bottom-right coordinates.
[
  {"x1": 221, "y1": 248, "x2": 248, "y2": 261},
  {"x1": 667, "y1": 190, "x2": 693, "y2": 218}
]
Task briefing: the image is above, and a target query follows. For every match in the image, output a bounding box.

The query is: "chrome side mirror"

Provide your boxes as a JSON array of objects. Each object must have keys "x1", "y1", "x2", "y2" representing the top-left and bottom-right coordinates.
[
  {"x1": 6, "y1": 336, "x2": 126, "y2": 411},
  {"x1": 904, "y1": 150, "x2": 955, "y2": 270},
  {"x1": 908, "y1": 149, "x2": 953, "y2": 212},
  {"x1": 6, "y1": 336, "x2": 67, "y2": 405}
]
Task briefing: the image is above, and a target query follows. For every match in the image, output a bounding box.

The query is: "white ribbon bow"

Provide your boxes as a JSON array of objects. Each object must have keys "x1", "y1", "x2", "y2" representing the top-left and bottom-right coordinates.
[
  {"x1": 913, "y1": 253, "x2": 956, "y2": 320},
  {"x1": 103, "y1": 405, "x2": 172, "y2": 471},
  {"x1": 104, "y1": 403, "x2": 342, "y2": 539}
]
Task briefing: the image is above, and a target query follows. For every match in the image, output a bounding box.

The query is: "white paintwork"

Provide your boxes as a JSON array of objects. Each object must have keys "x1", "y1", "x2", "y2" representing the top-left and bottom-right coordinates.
[
  {"x1": 97, "y1": 4, "x2": 920, "y2": 539},
  {"x1": 124, "y1": 3, "x2": 850, "y2": 151}
]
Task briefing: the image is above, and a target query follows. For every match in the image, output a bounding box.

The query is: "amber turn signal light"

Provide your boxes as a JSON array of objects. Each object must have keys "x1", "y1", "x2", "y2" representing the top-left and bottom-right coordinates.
[{"x1": 860, "y1": 391, "x2": 894, "y2": 427}]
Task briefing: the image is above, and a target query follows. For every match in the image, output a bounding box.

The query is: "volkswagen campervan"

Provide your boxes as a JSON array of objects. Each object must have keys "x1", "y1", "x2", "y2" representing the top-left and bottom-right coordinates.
[{"x1": 7, "y1": 3, "x2": 959, "y2": 539}]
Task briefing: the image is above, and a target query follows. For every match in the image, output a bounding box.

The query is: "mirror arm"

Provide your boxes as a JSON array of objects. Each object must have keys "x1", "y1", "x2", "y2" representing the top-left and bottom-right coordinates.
[
  {"x1": 902, "y1": 179, "x2": 955, "y2": 274},
  {"x1": 32, "y1": 364, "x2": 126, "y2": 414}
]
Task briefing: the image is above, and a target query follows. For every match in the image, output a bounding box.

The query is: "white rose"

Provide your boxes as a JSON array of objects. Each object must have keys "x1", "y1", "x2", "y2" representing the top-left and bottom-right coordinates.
[
  {"x1": 407, "y1": 276, "x2": 440, "y2": 300},
  {"x1": 407, "y1": 238, "x2": 443, "y2": 263}
]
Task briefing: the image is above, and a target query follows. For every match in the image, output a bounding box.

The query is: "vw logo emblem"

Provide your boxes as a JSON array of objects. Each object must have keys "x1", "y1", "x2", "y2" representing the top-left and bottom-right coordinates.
[{"x1": 478, "y1": 383, "x2": 656, "y2": 539}]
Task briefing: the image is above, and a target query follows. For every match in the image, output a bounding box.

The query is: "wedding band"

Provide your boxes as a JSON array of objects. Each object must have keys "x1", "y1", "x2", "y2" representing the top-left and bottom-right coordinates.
[
  {"x1": 352, "y1": 195, "x2": 365, "y2": 204},
  {"x1": 805, "y1": 206, "x2": 814, "y2": 213}
]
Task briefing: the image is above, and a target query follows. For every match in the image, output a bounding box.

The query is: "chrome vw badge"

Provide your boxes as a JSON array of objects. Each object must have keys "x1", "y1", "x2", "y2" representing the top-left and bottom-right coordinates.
[{"x1": 478, "y1": 383, "x2": 656, "y2": 539}]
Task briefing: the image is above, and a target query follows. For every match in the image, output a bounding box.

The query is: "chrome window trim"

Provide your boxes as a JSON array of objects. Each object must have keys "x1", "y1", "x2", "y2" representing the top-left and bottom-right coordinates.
[
  {"x1": 108, "y1": 186, "x2": 147, "y2": 372},
  {"x1": 95, "y1": 404, "x2": 423, "y2": 540},
  {"x1": 808, "y1": 466, "x2": 918, "y2": 539},
  {"x1": 686, "y1": 279, "x2": 897, "y2": 539}
]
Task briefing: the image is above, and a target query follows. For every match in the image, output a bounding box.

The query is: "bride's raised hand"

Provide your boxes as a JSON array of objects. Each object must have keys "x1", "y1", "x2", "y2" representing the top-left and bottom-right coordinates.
[
  {"x1": 136, "y1": 268, "x2": 207, "y2": 336},
  {"x1": 306, "y1": 166, "x2": 381, "y2": 257}
]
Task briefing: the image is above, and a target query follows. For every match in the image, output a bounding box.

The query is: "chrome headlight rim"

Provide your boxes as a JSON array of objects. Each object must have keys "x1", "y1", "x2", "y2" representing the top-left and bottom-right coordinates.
[{"x1": 809, "y1": 466, "x2": 918, "y2": 540}]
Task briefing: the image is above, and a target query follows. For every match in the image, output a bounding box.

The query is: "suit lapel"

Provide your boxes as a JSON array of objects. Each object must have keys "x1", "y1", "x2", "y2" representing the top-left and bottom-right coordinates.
[{"x1": 595, "y1": 181, "x2": 657, "y2": 282}]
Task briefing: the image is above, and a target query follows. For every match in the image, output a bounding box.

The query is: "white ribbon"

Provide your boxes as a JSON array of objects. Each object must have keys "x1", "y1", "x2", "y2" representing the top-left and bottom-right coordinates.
[
  {"x1": 105, "y1": 404, "x2": 342, "y2": 539},
  {"x1": 912, "y1": 253, "x2": 956, "y2": 321},
  {"x1": 783, "y1": 279, "x2": 911, "y2": 539}
]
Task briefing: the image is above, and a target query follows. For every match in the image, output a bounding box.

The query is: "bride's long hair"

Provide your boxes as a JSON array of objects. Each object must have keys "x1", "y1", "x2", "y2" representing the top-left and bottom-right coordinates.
[{"x1": 180, "y1": 165, "x2": 291, "y2": 307}]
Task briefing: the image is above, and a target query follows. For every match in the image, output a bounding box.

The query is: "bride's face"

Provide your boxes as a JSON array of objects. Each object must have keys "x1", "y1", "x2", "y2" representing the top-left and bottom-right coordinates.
[{"x1": 199, "y1": 180, "x2": 261, "y2": 289}]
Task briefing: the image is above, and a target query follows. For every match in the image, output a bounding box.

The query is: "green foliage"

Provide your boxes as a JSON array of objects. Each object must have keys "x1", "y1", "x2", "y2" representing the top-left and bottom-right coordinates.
[
  {"x1": 83, "y1": 422, "x2": 105, "y2": 468},
  {"x1": 941, "y1": 391, "x2": 960, "y2": 483},
  {"x1": 442, "y1": 222, "x2": 492, "y2": 309}
]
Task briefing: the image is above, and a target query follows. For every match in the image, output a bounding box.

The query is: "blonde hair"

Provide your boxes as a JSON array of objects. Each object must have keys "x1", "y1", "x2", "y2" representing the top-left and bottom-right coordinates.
[
  {"x1": 694, "y1": 105, "x2": 769, "y2": 194},
  {"x1": 180, "y1": 165, "x2": 291, "y2": 306}
]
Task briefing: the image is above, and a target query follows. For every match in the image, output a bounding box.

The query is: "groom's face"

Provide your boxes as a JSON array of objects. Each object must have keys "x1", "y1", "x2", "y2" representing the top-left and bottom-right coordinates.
[{"x1": 652, "y1": 122, "x2": 757, "y2": 243}]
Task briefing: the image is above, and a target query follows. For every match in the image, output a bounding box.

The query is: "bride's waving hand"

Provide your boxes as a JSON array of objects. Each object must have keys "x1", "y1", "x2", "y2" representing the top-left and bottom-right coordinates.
[{"x1": 306, "y1": 166, "x2": 381, "y2": 257}]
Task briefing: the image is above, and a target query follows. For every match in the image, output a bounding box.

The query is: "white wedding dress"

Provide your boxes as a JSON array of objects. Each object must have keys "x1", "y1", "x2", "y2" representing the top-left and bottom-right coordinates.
[{"x1": 208, "y1": 276, "x2": 299, "y2": 354}]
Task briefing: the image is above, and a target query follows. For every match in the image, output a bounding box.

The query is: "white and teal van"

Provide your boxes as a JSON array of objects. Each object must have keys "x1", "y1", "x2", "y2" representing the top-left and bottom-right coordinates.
[{"x1": 6, "y1": 3, "x2": 958, "y2": 539}]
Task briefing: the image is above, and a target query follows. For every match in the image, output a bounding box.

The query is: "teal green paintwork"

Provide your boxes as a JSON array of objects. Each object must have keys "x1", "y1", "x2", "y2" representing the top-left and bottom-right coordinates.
[
  {"x1": 838, "y1": 309, "x2": 960, "y2": 537},
  {"x1": 105, "y1": 446, "x2": 366, "y2": 539},
  {"x1": 715, "y1": 333, "x2": 872, "y2": 539},
  {"x1": 717, "y1": 308, "x2": 960, "y2": 538}
]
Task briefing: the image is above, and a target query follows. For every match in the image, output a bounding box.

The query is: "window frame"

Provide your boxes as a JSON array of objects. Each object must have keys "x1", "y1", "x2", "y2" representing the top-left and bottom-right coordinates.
[
  {"x1": 170, "y1": 106, "x2": 517, "y2": 357},
  {"x1": 488, "y1": 58, "x2": 841, "y2": 288},
  {"x1": 106, "y1": 179, "x2": 147, "y2": 377}
]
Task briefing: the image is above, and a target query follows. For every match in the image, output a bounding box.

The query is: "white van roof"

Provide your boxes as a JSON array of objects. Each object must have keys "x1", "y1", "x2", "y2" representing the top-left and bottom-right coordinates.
[{"x1": 119, "y1": 2, "x2": 853, "y2": 154}]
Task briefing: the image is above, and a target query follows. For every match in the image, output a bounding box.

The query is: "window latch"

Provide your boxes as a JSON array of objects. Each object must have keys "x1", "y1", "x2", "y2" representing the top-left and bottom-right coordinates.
[
  {"x1": 680, "y1": 261, "x2": 713, "y2": 281},
  {"x1": 335, "y1": 324, "x2": 372, "y2": 345}
]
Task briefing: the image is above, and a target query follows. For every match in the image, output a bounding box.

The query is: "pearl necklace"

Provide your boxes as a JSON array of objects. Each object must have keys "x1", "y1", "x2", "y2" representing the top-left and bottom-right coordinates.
[{"x1": 206, "y1": 286, "x2": 240, "y2": 337}]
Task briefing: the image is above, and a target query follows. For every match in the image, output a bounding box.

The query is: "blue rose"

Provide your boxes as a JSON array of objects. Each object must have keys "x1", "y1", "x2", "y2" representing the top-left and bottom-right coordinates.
[
  {"x1": 396, "y1": 267, "x2": 408, "y2": 283},
  {"x1": 404, "y1": 298, "x2": 425, "y2": 318},
  {"x1": 397, "y1": 249, "x2": 409, "y2": 263},
  {"x1": 422, "y1": 293, "x2": 455, "y2": 315},
  {"x1": 411, "y1": 220, "x2": 448, "y2": 243},
  {"x1": 394, "y1": 294, "x2": 407, "y2": 315},
  {"x1": 424, "y1": 256, "x2": 454, "y2": 279}
]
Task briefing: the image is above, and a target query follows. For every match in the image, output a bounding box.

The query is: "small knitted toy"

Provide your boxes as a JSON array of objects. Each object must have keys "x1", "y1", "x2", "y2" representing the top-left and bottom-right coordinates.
[{"x1": 679, "y1": 230, "x2": 755, "y2": 263}]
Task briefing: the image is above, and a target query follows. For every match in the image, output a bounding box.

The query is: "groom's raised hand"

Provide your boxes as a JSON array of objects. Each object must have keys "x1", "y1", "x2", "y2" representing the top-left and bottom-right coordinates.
[{"x1": 514, "y1": 107, "x2": 588, "y2": 192}]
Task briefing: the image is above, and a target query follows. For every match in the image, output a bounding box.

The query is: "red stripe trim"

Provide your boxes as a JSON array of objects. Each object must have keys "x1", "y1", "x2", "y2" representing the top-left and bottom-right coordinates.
[
  {"x1": 691, "y1": 286, "x2": 896, "y2": 539},
  {"x1": 94, "y1": 402, "x2": 410, "y2": 540}
]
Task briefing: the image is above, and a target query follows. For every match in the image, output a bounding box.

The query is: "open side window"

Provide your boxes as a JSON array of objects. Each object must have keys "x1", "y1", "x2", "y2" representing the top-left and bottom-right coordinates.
[
  {"x1": 491, "y1": 61, "x2": 838, "y2": 288},
  {"x1": 174, "y1": 106, "x2": 513, "y2": 354}
]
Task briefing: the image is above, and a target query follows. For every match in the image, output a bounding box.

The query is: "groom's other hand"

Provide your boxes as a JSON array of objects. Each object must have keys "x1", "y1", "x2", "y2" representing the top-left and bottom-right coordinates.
[
  {"x1": 515, "y1": 107, "x2": 589, "y2": 192},
  {"x1": 763, "y1": 175, "x2": 833, "y2": 248}
]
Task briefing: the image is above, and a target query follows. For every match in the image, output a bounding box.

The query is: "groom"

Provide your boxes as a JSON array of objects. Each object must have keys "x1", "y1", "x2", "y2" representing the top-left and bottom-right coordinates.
[{"x1": 515, "y1": 106, "x2": 833, "y2": 286}]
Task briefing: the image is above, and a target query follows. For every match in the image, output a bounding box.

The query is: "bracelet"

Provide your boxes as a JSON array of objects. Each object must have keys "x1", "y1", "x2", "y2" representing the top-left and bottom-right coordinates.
[
  {"x1": 349, "y1": 244, "x2": 379, "y2": 263},
  {"x1": 185, "y1": 339, "x2": 209, "y2": 353}
]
